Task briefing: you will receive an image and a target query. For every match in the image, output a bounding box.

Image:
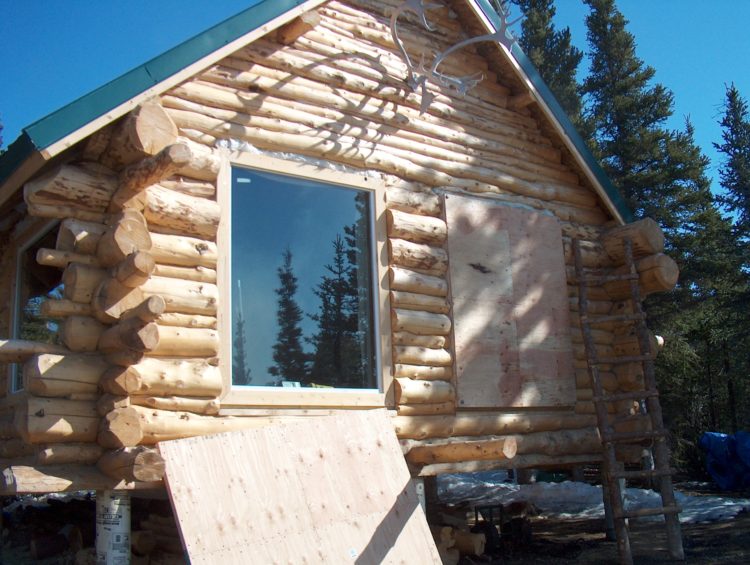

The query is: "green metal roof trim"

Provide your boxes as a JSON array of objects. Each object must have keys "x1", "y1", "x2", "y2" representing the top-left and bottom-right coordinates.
[
  {"x1": 473, "y1": 0, "x2": 634, "y2": 222},
  {"x1": 0, "y1": 0, "x2": 308, "y2": 188}
]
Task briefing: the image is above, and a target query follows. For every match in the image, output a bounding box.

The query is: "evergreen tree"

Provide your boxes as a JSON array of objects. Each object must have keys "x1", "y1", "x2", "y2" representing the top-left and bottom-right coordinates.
[
  {"x1": 309, "y1": 235, "x2": 363, "y2": 388},
  {"x1": 715, "y1": 84, "x2": 750, "y2": 248},
  {"x1": 268, "y1": 248, "x2": 308, "y2": 385},
  {"x1": 508, "y1": 0, "x2": 584, "y2": 126},
  {"x1": 232, "y1": 281, "x2": 252, "y2": 386}
]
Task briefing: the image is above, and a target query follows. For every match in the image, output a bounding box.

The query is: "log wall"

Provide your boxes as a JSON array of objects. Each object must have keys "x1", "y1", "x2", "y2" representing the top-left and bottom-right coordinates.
[{"x1": 0, "y1": 0, "x2": 676, "y2": 488}]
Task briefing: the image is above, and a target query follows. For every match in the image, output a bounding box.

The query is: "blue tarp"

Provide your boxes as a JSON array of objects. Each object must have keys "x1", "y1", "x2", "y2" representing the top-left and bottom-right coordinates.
[{"x1": 700, "y1": 431, "x2": 750, "y2": 490}]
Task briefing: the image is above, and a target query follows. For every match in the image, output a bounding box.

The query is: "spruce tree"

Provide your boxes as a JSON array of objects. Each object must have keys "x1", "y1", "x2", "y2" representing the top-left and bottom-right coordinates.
[
  {"x1": 268, "y1": 248, "x2": 308, "y2": 385},
  {"x1": 509, "y1": 0, "x2": 584, "y2": 125}
]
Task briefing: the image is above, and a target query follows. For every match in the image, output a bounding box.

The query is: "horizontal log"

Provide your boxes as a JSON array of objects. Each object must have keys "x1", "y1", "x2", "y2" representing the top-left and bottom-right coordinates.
[
  {"x1": 394, "y1": 378, "x2": 454, "y2": 404},
  {"x1": 37, "y1": 248, "x2": 99, "y2": 269},
  {"x1": 97, "y1": 446, "x2": 166, "y2": 483},
  {"x1": 54, "y1": 315, "x2": 104, "y2": 353},
  {"x1": 99, "y1": 357, "x2": 222, "y2": 397},
  {"x1": 386, "y1": 209, "x2": 447, "y2": 244},
  {"x1": 40, "y1": 299, "x2": 93, "y2": 318},
  {"x1": 385, "y1": 185, "x2": 441, "y2": 216},
  {"x1": 415, "y1": 453, "x2": 604, "y2": 477},
  {"x1": 141, "y1": 276, "x2": 219, "y2": 316},
  {"x1": 389, "y1": 238, "x2": 447, "y2": 275},
  {"x1": 149, "y1": 232, "x2": 218, "y2": 268},
  {"x1": 98, "y1": 405, "x2": 271, "y2": 447},
  {"x1": 0, "y1": 340, "x2": 68, "y2": 363},
  {"x1": 393, "y1": 412, "x2": 596, "y2": 440},
  {"x1": 114, "y1": 251, "x2": 155, "y2": 288},
  {"x1": 130, "y1": 395, "x2": 220, "y2": 415},
  {"x1": 390, "y1": 267, "x2": 447, "y2": 297},
  {"x1": 159, "y1": 177, "x2": 216, "y2": 198},
  {"x1": 156, "y1": 312, "x2": 217, "y2": 329},
  {"x1": 396, "y1": 402, "x2": 454, "y2": 416},
  {"x1": 121, "y1": 296, "x2": 166, "y2": 324},
  {"x1": 100, "y1": 102, "x2": 179, "y2": 171},
  {"x1": 151, "y1": 263, "x2": 217, "y2": 283},
  {"x1": 392, "y1": 332, "x2": 446, "y2": 349},
  {"x1": 56, "y1": 218, "x2": 107, "y2": 254},
  {"x1": 405, "y1": 436, "x2": 518, "y2": 465},
  {"x1": 393, "y1": 364, "x2": 453, "y2": 380},
  {"x1": 97, "y1": 214, "x2": 152, "y2": 267},
  {"x1": 62, "y1": 263, "x2": 107, "y2": 303},
  {"x1": 602, "y1": 218, "x2": 665, "y2": 261},
  {"x1": 24, "y1": 163, "x2": 117, "y2": 212},
  {"x1": 393, "y1": 345, "x2": 452, "y2": 367},
  {"x1": 36, "y1": 443, "x2": 104, "y2": 466},
  {"x1": 390, "y1": 290, "x2": 450, "y2": 314},
  {"x1": 149, "y1": 325, "x2": 220, "y2": 357},
  {"x1": 144, "y1": 184, "x2": 220, "y2": 239},
  {"x1": 1, "y1": 464, "x2": 162, "y2": 494},
  {"x1": 98, "y1": 318, "x2": 159, "y2": 354},
  {"x1": 513, "y1": 427, "x2": 602, "y2": 456},
  {"x1": 24, "y1": 354, "x2": 109, "y2": 398},
  {"x1": 392, "y1": 308, "x2": 451, "y2": 335},
  {"x1": 17, "y1": 397, "x2": 98, "y2": 444}
]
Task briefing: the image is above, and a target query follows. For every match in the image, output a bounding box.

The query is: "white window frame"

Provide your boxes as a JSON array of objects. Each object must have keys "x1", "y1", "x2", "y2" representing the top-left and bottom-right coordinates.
[{"x1": 218, "y1": 152, "x2": 393, "y2": 410}]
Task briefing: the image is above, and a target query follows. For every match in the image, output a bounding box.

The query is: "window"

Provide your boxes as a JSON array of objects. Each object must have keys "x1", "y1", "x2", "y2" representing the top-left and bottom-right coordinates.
[
  {"x1": 221, "y1": 155, "x2": 389, "y2": 407},
  {"x1": 9, "y1": 222, "x2": 62, "y2": 392}
]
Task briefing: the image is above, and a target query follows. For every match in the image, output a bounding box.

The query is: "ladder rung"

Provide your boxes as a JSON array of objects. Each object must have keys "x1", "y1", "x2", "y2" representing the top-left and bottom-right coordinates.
[
  {"x1": 603, "y1": 429, "x2": 666, "y2": 443},
  {"x1": 581, "y1": 312, "x2": 646, "y2": 325},
  {"x1": 611, "y1": 467, "x2": 676, "y2": 480},
  {"x1": 579, "y1": 273, "x2": 639, "y2": 285},
  {"x1": 596, "y1": 355, "x2": 654, "y2": 364},
  {"x1": 615, "y1": 504, "x2": 681, "y2": 520},
  {"x1": 593, "y1": 390, "x2": 658, "y2": 403}
]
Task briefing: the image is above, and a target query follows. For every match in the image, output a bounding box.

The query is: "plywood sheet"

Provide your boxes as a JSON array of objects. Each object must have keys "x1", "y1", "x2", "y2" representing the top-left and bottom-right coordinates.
[
  {"x1": 445, "y1": 194, "x2": 575, "y2": 408},
  {"x1": 159, "y1": 410, "x2": 440, "y2": 564}
]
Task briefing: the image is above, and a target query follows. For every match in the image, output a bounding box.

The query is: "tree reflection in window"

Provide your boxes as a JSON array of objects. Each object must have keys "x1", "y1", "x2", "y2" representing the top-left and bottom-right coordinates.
[{"x1": 231, "y1": 167, "x2": 376, "y2": 389}]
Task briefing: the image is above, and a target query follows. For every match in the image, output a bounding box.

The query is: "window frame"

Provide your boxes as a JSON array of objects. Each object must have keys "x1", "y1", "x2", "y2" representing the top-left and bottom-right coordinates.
[
  {"x1": 7, "y1": 218, "x2": 59, "y2": 394},
  {"x1": 218, "y1": 152, "x2": 393, "y2": 410}
]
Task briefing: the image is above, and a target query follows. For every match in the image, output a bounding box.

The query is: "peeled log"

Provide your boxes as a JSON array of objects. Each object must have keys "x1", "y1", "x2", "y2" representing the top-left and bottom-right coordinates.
[
  {"x1": 393, "y1": 345, "x2": 452, "y2": 366},
  {"x1": 395, "y1": 378, "x2": 454, "y2": 404},
  {"x1": 121, "y1": 296, "x2": 166, "y2": 323},
  {"x1": 92, "y1": 279, "x2": 144, "y2": 323},
  {"x1": 97, "y1": 216, "x2": 152, "y2": 267},
  {"x1": 98, "y1": 318, "x2": 159, "y2": 354},
  {"x1": 60, "y1": 316, "x2": 106, "y2": 353},
  {"x1": 17, "y1": 397, "x2": 98, "y2": 444},
  {"x1": 385, "y1": 186, "x2": 441, "y2": 216},
  {"x1": 24, "y1": 163, "x2": 117, "y2": 212},
  {"x1": 397, "y1": 402, "x2": 454, "y2": 416},
  {"x1": 36, "y1": 443, "x2": 104, "y2": 465},
  {"x1": 149, "y1": 232, "x2": 218, "y2": 268},
  {"x1": 114, "y1": 251, "x2": 155, "y2": 288},
  {"x1": 152, "y1": 263, "x2": 216, "y2": 283},
  {"x1": 62, "y1": 263, "x2": 107, "y2": 303},
  {"x1": 100, "y1": 102, "x2": 179, "y2": 171},
  {"x1": 0, "y1": 340, "x2": 69, "y2": 363},
  {"x1": 37, "y1": 248, "x2": 99, "y2": 269},
  {"x1": 613, "y1": 329, "x2": 658, "y2": 358},
  {"x1": 387, "y1": 209, "x2": 447, "y2": 244},
  {"x1": 392, "y1": 308, "x2": 451, "y2": 335},
  {"x1": 604, "y1": 253, "x2": 679, "y2": 299},
  {"x1": 144, "y1": 184, "x2": 221, "y2": 239},
  {"x1": 98, "y1": 357, "x2": 222, "y2": 397},
  {"x1": 141, "y1": 276, "x2": 218, "y2": 316},
  {"x1": 131, "y1": 395, "x2": 220, "y2": 415},
  {"x1": 513, "y1": 427, "x2": 602, "y2": 456},
  {"x1": 390, "y1": 266, "x2": 447, "y2": 297},
  {"x1": 147, "y1": 325, "x2": 219, "y2": 357},
  {"x1": 393, "y1": 412, "x2": 596, "y2": 440},
  {"x1": 97, "y1": 446, "x2": 166, "y2": 482},
  {"x1": 24, "y1": 353, "x2": 109, "y2": 398},
  {"x1": 389, "y1": 238, "x2": 447, "y2": 275},
  {"x1": 406, "y1": 437, "x2": 518, "y2": 465},
  {"x1": 110, "y1": 142, "x2": 195, "y2": 211},
  {"x1": 393, "y1": 332, "x2": 446, "y2": 349},
  {"x1": 602, "y1": 218, "x2": 665, "y2": 262},
  {"x1": 98, "y1": 405, "x2": 269, "y2": 447},
  {"x1": 390, "y1": 290, "x2": 450, "y2": 314},
  {"x1": 393, "y1": 364, "x2": 452, "y2": 380},
  {"x1": 56, "y1": 218, "x2": 107, "y2": 254},
  {"x1": 41, "y1": 299, "x2": 93, "y2": 318}
]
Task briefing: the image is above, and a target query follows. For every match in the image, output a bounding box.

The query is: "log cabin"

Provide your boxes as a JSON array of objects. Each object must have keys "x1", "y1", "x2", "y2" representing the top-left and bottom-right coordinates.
[{"x1": 0, "y1": 0, "x2": 679, "y2": 497}]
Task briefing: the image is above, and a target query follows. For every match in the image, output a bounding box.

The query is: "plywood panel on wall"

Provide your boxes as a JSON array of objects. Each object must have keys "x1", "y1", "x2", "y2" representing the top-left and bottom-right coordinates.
[
  {"x1": 159, "y1": 409, "x2": 440, "y2": 564},
  {"x1": 445, "y1": 194, "x2": 575, "y2": 408}
]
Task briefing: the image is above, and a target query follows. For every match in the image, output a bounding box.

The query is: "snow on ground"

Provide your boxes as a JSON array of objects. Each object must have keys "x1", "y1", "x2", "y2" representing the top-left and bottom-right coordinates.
[{"x1": 438, "y1": 472, "x2": 750, "y2": 524}]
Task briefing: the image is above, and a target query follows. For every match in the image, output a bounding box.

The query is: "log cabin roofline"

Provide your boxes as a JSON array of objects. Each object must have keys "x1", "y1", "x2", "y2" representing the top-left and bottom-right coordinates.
[{"x1": 0, "y1": 0, "x2": 633, "y2": 223}]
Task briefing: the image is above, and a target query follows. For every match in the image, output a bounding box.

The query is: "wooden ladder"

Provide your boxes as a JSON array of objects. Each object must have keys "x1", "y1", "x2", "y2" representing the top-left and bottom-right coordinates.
[{"x1": 573, "y1": 237, "x2": 684, "y2": 565}]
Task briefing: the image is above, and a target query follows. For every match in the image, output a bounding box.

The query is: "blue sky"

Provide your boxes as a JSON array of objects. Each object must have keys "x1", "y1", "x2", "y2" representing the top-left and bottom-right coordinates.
[{"x1": 1, "y1": 0, "x2": 748, "y2": 192}]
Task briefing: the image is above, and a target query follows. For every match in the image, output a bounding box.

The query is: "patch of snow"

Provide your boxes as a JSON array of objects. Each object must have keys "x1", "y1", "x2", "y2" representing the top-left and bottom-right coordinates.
[{"x1": 438, "y1": 473, "x2": 750, "y2": 524}]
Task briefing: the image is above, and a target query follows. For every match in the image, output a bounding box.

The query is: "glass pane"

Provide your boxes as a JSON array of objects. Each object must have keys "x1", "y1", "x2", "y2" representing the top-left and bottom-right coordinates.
[
  {"x1": 12, "y1": 227, "x2": 62, "y2": 391},
  {"x1": 231, "y1": 167, "x2": 376, "y2": 389}
]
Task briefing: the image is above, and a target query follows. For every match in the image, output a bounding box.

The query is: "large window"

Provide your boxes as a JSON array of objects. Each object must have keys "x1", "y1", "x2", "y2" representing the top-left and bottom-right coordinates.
[{"x1": 230, "y1": 165, "x2": 378, "y2": 392}]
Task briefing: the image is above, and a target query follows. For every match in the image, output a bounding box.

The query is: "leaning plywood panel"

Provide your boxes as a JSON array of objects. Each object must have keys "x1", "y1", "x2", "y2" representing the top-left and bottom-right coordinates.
[
  {"x1": 159, "y1": 409, "x2": 440, "y2": 564},
  {"x1": 445, "y1": 194, "x2": 575, "y2": 408}
]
